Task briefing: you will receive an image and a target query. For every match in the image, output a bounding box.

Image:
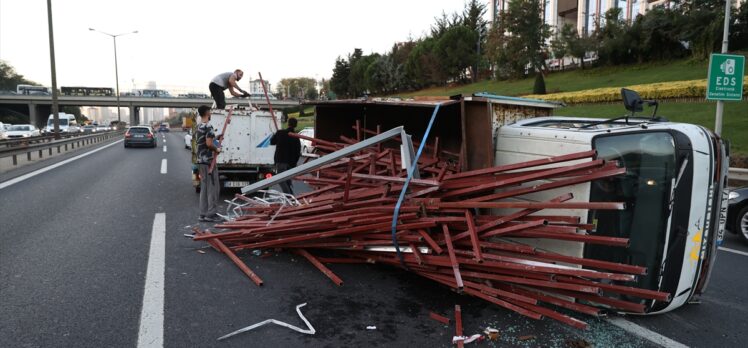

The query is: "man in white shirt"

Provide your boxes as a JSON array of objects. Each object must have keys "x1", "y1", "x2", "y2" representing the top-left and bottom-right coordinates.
[{"x1": 209, "y1": 69, "x2": 249, "y2": 109}]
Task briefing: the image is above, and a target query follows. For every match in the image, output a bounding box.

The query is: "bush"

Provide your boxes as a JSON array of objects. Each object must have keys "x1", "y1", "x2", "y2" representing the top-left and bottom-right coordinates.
[
  {"x1": 533, "y1": 73, "x2": 546, "y2": 94},
  {"x1": 524, "y1": 78, "x2": 748, "y2": 104}
]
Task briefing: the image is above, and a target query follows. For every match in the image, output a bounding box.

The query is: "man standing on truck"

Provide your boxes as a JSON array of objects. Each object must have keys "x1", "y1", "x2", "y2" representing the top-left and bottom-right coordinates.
[
  {"x1": 196, "y1": 105, "x2": 222, "y2": 222},
  {"x1": 271, "y1": 117, "x2": 301, "y2": 194},
  {"x1": 209, "y1": 69, "x2": 250, "y2": 109}
]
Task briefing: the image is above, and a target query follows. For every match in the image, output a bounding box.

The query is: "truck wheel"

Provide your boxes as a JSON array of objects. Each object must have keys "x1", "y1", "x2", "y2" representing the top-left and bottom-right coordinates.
[{"x1": 738, "y1": 206, "x2": 748, "y2": 243}]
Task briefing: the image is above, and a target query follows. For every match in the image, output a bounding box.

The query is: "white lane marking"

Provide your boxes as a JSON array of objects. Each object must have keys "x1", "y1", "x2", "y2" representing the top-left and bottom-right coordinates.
[
  {"x1": 607, "y1": 317, "x2": 688, "y2": 348},
  {"x1": 160, "y1": 159, "x2": 167, "y2": 174},
  {"x1": 0, "y1": 139, "x2": 123, "y2": 191},
  {"x1": 137, "y1": 213, "x2": 166, "y2": 348},
  {"x1": 163, "y1": 145, "x2": 167, "y2": 153},
  {"x1": 719, "y1": 246, "x2": 748, "y2": 257}
]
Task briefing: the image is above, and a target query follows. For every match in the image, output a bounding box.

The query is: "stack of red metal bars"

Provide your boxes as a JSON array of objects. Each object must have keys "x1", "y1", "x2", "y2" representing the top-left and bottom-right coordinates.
[{"x1": 193, "y1": 127, "x2": 670, "y2": 330}]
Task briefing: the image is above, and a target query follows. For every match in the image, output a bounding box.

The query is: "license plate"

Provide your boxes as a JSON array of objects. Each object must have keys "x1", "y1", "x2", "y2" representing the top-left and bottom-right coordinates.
[
  {"x1": 224, "y1": 181, "x2": 251, "y2": 188},
  {"x1": 134, "y1": 134, "x2": 144, "y2": 138}
]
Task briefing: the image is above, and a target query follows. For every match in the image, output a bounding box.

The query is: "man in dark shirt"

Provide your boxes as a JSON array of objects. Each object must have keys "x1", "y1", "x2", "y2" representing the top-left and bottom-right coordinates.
[
  {"x1": 195, "y1": 105, "x2": 222, "y2": 222},
  {"x1": 270, "y1": 117, "x2": 301, "y2": 194}
]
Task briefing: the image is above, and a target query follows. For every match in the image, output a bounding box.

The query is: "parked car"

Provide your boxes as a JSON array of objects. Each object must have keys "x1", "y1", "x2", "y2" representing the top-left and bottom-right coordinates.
[
  {"x1": 184, "y1": 129, "x2": 192, "y2": 149},
  {"x1": 298, "y1": 127, "x2": 315, "y2": 154},
  {"x1": 82, "y1": 125, "x2": 97, "y2": 133},
  {"x1": 124, "y1": 126, "x2": 157, "y2": 148},
  {"x1": 727, "y1": 186, "x2": 748, "y2": 243},
  {"x1": 5, "y1": 124, "x2": 40, "y2": 138}
]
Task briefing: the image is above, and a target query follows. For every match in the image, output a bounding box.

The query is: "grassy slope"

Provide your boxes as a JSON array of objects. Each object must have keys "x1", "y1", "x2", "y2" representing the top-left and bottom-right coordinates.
[
  {"x1": 397, "y1": 59, "x2": 709, "y2": 97},
  {"x1": 556, "y1": 101, "x2": 748, "y2": 156}
]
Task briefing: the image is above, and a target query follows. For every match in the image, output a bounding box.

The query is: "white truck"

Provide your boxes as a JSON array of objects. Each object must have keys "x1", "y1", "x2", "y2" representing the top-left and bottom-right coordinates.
[
  {"x1": 192, "y1": 107, "x2": 281, "y2": 191},
  {"x1": 42, "y1": 113, "x2": 80, "y2": 134}
]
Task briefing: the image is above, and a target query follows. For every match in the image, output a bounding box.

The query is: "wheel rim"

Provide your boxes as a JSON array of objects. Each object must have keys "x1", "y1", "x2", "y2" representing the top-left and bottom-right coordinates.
[{"x1": 741, "y1": 211, "x2": 748, "y2": 240}]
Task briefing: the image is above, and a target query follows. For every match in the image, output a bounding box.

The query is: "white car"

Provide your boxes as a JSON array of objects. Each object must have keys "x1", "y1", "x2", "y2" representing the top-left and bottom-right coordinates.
[
  {"x1": 298, "y1": 127, "x2": 315, "y2": 154},
  {"x1": 184, "y1": 130, "x2": 192, "y2": 149},
  {"x1": 5, "y1": 124, "x2": 41, "y2": 138}
]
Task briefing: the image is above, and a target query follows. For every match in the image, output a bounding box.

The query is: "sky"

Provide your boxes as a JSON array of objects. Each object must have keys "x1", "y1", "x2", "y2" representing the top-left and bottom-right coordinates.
[{"x1": 0, "y1": 0, "x2": 472, "y2": 94}]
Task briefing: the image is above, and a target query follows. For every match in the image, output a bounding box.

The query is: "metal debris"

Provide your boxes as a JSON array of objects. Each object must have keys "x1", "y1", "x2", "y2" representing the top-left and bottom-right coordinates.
[{"x1": 217, "y1": 303, "x2": 315, "y2": 341}]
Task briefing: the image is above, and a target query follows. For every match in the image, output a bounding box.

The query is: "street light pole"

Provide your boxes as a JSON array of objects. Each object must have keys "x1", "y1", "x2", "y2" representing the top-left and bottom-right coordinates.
[
  {"x1": 89, "y1": 28, "x2": 137, "y2": 125},
  {"x1": 113, "y1": 35, "x2": 121, "y2": 124},
  {"x1": 46, "y1": 0, "x2": 60, "y2": 139},
  {"x1": 714, "y1": 0, "x2": 731, "y2": 135}
]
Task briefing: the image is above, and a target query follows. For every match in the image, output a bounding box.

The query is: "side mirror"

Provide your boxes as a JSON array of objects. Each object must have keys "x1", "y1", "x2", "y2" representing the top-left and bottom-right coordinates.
[{"x1": 621, "y1": 88, "x2": 643, "y2": 113}]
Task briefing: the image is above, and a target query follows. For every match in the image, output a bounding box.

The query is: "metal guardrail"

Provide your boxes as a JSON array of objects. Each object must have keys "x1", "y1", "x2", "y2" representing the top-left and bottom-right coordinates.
[
  {"x1": 0, "y1": 130, "x2": 123, "y2": 166},
  {"x1": 0, "y1": 131, "x2": 105, "y2": 148},
  {"x1": 729, "y1": 167, "x2": 748, "y2": 181}
]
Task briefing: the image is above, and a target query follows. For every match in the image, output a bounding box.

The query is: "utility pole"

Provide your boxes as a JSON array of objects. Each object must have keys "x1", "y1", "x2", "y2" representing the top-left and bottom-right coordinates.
[
  {"x1": 714, "y1": 0, "x2": 731, "y2": 135},
  {"x1": 46, "y1": 0, "x2": 60, "y2": 139}
]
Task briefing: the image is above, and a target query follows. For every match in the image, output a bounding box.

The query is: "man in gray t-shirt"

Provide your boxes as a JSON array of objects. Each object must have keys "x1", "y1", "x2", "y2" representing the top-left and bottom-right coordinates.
[{"x1": 209, "y1": 69, "x2": 249, "y2": 109}]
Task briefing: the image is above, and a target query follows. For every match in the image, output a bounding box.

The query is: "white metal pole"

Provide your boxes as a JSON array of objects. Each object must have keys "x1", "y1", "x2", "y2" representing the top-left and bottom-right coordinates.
[{"x1": 714, "y1": 0, "x2": 731, "y2": 135}]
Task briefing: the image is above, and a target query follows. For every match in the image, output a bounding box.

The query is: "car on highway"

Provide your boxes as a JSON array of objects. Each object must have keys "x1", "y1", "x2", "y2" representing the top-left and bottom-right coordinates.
[
  {"x1": 0, "y1": 122, "x2": 10, "y2": 139},
  {"x1": 727, "y1": 186, "x2": 748, "y2": 243},
  {"x1": 82, "y1": 125, "x2": 97, "y2": 133},
  {"x1": 158, "y1": 123, "x2": 170, "y2": 132},
  {"x1": 5, "y1": 124, "x2": 41, "y2": 138},
  {"x1": 124, "y1": 126, "x2": 157, "y2": 148},
  {"x1": 96, "y1": 125, "x2": 110, "y2": 132},
  {"x1": 298, "y1": 127, "x2": 315, "y2": 154}
]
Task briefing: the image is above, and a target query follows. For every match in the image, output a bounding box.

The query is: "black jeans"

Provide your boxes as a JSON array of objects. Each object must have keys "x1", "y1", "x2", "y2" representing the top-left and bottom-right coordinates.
[
  {"x1": 276, "y1": 162, "x2": 296, "y2": 194},
  {"x1": 209, "y1": 82, "x2": 226, "y2": 109}
]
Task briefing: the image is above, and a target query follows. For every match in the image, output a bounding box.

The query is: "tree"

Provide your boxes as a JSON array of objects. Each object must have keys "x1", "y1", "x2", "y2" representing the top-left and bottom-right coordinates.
[
  {"x1": 595, "y1": 8, "x2": 634, "y2": 65},
  {"x1": 405, "y1": 38, "x2": 443, "y2": 88},
  {"x1": 461, "y1": 0, "x2": 487, "y2": 80},
  {"x1": 330, "y1": 57, "x2": 351, "y2": 98},
  {"x1": 678, "y1": 0, "x2": 724, "y2": 60},
  {"x1": 0, "y1": 60, "x2": 38, "y2": 91},
  {"x1": 278, "y1": 77, "x2": 317, "y2": 99},
  {"x1": 731, "y1": 3, "x2": 748, "y2": 50},
  {"x1": 435, "y1": 26, "x2": 479, "y2": 83},
  {"x1": 349, "y1": 54, "x2": 378, "y2": 97},
  {"x1": 552, "y1": 24, "x2": 594, "y2": 69},
  {"x1": 496, "y1": 0, "x2": 551, "y2": 78},
  {"x1": 532, "y1": 73, "x2": 546, "y2": 94}
]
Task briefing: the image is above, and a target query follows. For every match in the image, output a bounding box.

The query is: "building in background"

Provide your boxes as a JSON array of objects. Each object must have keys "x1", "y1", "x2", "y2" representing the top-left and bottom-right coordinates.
[
  {"x1": 249, "y1": 79, "x2": 271, "y2": 94},
  {"x1": 490, "y1": 0, "x2": 745, "y2": 37}
]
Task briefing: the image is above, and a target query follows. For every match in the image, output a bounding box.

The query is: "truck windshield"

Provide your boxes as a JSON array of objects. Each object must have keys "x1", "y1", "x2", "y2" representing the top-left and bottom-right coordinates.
[
  {"x1": 586, "y1": 132, "x2": 677, "y2": 292},
  {"x1": 48, "y1": 119, "x2": 69, "y2": 126}
]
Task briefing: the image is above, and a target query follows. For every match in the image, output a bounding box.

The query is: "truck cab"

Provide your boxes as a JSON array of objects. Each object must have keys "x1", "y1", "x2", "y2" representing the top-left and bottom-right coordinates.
[{"x1": 495, "y1": 116, "x2": 729, "y2": 314}]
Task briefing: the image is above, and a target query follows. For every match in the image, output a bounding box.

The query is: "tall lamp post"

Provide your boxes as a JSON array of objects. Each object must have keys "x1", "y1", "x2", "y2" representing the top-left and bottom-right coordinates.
[{"x1": 89, "y1": 28, "x2": 137, "y2": 124}]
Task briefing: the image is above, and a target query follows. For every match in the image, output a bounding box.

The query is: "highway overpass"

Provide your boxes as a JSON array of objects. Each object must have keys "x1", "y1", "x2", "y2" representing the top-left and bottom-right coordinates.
[{"x1": 0, "y1": 94, "x2": 300, "y2": 126}]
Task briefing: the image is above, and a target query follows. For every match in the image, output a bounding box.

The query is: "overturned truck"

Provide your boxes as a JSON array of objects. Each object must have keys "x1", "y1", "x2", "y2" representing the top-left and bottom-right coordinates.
[{"x1": 195, "y1": 92, "x2": 728, "y2": 330}]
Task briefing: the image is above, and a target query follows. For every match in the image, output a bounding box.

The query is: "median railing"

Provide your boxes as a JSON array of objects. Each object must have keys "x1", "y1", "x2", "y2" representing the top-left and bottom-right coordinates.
[
  {"x1": 729, "y1": 167, "x2": 748, "y2": 182},
  {"x1": 0, "y1": 130, "x2": 123, "y2": 166},
  {"x1": 0, "y1": 130, "x2": 113, "y2": 149}
]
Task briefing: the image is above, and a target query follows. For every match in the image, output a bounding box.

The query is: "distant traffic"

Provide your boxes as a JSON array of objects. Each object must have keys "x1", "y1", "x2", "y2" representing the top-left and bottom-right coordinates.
[{"x1": 7, "y1": 84, "x2": 278, "y2": 100}]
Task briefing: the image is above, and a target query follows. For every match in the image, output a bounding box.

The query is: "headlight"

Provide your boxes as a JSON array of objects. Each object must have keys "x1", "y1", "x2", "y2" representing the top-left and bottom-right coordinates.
[
  {"x1": 729, "y1": 191, "x2": 740, "y2": 200},
  {"x1": 23, "y1": 134, "x2": 30, "y2": 137}
]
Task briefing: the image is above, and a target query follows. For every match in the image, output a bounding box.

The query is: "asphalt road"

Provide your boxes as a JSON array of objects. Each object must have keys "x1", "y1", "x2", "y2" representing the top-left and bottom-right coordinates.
[{"x1": 0, "y1": 132, "x2": 746, "y2": 347}]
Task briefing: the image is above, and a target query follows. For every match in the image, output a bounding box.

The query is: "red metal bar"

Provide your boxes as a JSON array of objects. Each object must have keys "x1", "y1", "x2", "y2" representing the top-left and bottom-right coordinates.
[
  {"x1": 409, "y1": 242, "x2": 424, "y2": 265},
  {"x1": 454, "y1": 305, "x2": 464, "y2": 348},
  {"x1": 424, "y1": 200, "x2": 626, "y2": 211},
  {"x1": 295, "y1": 249, "x2": 344, "y2": 286},
  {"x1": 442, "y1": 225, "x2": 464, "y2": 290},
  {"x1": 343, "y1": 159, "x2": 354, "y2": 202},
  {"x1": 510, "y1": 230, "x2": 630, "y2": 247},
  {"x1": 468, "y1": 166, "x2": 626, "y2": 202},
  {"x1": 210, "y1": 235, "x2": 263, "y2": 286},
  {"x1": 429, "y1": 311, "x2": 450, "y2": 325},
  {"x1": 444, "y1": 150, "x2": 596, "y2": 180},
  {"x1": 556, "y1": 276, "x2": 670, "y2": 301},
  {"x1": 462, "y1": 288, "x2": 543, "y2": 321},
  {"x1": 463, "y1": 210, "x2": 483, "y2": 262},
  {"x1": 417, "y1": 229, "x2": 444, "y2": 254},
  {"x1": 476, "y1": 193, "x2": 574, "y2": 233},
  {"x1": 257, "y1": 72, "x2": 280, "y2": 131}
]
